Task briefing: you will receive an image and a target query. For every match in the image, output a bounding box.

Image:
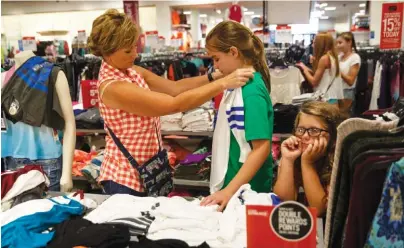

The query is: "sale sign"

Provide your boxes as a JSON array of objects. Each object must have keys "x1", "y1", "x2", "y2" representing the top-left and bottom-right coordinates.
[
  {"x1": 380, "y1": 2, "x2": 403, "y2": 50},
  {"x1": 123, "y1": 1, "x2": 139, "y2": 24},
  {"x1": 247, "y1": 201, "x2": 317, "y2": 248}
]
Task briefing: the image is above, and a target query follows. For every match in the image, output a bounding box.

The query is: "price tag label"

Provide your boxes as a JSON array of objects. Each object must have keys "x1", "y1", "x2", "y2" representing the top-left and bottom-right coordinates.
[{"x1": 22, "y1": 37, "x2": 37, "y2": 52}]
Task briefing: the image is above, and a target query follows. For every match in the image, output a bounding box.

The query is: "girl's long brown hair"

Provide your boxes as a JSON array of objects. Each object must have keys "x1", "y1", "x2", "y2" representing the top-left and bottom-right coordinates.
[
  {"x1": 205, "y1": 21, "x2": 271, "y2": 93},
  {"x1": 313, "y1": 33, "x2": 340, "y2": 77},
  {"x1": 293, "y1": 101, "x2": 343, "y2": 190}
]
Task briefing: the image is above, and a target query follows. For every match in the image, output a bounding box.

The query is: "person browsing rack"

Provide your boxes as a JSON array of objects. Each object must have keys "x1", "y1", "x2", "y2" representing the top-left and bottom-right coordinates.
[
  {"x1": 297, "y1": 33, "x2": 344, "y2": 104},
  {"x1": 87, "y1": 9, "x2": 254, "y2": 196},
  {"x1": 336, "y1": 32, "x2": 361, "y2": 114}
]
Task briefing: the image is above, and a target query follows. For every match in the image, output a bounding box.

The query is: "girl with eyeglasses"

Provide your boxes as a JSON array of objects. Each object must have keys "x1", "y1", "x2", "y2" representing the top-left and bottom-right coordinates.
[{"x1": 273, "y1": 101, "x2": 343, "y2": 216}]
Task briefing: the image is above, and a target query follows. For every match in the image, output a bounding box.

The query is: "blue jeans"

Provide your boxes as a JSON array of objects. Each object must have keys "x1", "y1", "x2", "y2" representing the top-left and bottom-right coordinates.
[
  {"x1": 101, "y1": 180, "x2": 146, "y2": 197},
  {"x1": 4, "y1": 156, "x2": 62, "y2": 191}
]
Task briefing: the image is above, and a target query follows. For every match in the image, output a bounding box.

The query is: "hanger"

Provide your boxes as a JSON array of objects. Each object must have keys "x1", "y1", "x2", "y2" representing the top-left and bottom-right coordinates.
[{"x1": 269, "y1": 57, "x2": 288, "y2": 69}]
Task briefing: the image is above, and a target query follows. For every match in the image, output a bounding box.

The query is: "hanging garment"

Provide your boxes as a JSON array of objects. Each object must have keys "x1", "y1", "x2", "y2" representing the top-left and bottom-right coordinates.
[
  {"x1": 391, "y1": 61, "x2": 401, "y2": 103},
  {"x1": 269, "y1": 66, "x2": 304, "y2": 105},
  {"x1": 378, "y1": 62, "x2": 393, "y2": 109},
  {"x1": 1, "y1": 196, "x2": 84, "y2": 248},
  {"x1": 325, "y1": 118, "x2": 398, "y2": 247},
  {"x1": 328, "y1": 130, "x2": 404, "y2": 248},
  {"x1": 343, "y1": 155, "x2": 404, "y2": 248},
  {"x1": 228, "y1": 4, "x2": 243, "y2": 23},
  {"x1": 366, "y1": 158, "x2": 404, "y2": 248},
  {"x1": 370, "y1": 61, "x2": 382, "y2": 110}
]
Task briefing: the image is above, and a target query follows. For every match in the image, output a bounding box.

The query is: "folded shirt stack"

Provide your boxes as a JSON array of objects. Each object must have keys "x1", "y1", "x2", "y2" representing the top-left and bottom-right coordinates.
[
  {"x1": 174, "y1": 153, "x2": 211, "y2": 181},
  {"x1": 161, "y1": 113, "x2": 183, "y2": 131},
  {"x1": 182, "y1": 109, "x2": 214, "y2": 132}
]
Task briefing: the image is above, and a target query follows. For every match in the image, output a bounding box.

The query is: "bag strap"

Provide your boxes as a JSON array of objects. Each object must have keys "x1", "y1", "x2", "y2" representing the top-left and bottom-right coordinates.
[
  {"x1": 106, "y1": 120, "x2": 161, "y2": 168},
  {"x1": 154, "y1": 121, "x2": 162, "y2": 152},
  {"x1": 106, "y1": 125, "x2": 140, "y2": 168},
  {"x1": 324, "y1": 75, "x2": 336, "y2": 95}
]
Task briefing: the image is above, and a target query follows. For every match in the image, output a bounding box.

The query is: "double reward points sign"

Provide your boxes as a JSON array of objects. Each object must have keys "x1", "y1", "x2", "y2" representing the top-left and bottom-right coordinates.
[
  {"x1": 380, "y1": 2, "x2": 403, "y2": 50},
  {"x1": 247, "y1": 201, "x2": 317, "y2": 247}
]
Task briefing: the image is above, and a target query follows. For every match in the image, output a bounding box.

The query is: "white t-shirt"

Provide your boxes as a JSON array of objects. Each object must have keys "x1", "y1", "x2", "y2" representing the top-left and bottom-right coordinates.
[
  {"x1": 270, "y1": 66, "x2": 304, "y2": 105},
  {"x1": 339, "y1": 53, "x2": 361, "y2": 89}
]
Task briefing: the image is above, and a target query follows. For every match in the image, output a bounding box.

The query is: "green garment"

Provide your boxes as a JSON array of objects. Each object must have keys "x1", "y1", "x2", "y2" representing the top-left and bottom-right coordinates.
[{"x1": 222, "y1": 72, "x2": 274, "y2": 193}]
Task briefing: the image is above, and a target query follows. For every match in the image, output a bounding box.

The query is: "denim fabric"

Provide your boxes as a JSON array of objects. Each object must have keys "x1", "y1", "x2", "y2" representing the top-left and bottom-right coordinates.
[
  {"x1": 4, "y1": 156, "x2": 62, "y2": 191},
  {"x1": 101, "y1": 180, "x2": 146, "y2": 197},
  {"x1": 343, "y1": 88, "x2": 355, "y2": 100}
]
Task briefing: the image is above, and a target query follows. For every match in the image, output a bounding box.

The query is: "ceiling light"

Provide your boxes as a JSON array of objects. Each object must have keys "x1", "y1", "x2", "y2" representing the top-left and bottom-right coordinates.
[
  {"x1": 359, "y1": 3, "x2": 366, "y2": 8},
  {"x1": 199, "y1": 14, "x2": 207, "y2": 18},
  {"x1": 320, "y1": 3, "x2": 328, "y2": 8},
  {"x1": 324, "y1": 7, "x2": 336, "y2": 11},
  {"x1": 360, "y1": 9, "x2": 365, "y2": 14},
  {"x1": 315, "y1": 3, "x2": 321, "y2": 8},
  {"x1": 243, "y1": 7, "x2": 248, "y2": 11},
  {"x1": 244, "y1": 11, "x2": 255, "y2": 15},
  {"x1": 184, "y1": 11, "x2": 191, "y2": 15},
  {"x1": 311, "y1": 10, "x2": 325, "y2": 18},
  {"x1": 251, "y1": 15, "x2": 261, "y2": 18},
  {"x1": 216, "y1": 9, "x2": 221, "y2": 14},
  {"x1": 320, "y1": 16, "x2": 329, "y2": 20}
]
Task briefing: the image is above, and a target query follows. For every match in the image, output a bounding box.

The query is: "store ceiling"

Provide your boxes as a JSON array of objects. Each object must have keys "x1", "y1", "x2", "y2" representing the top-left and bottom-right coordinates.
[{"x1": 173, "y1": 1, "x2": 368, "y2": 22}]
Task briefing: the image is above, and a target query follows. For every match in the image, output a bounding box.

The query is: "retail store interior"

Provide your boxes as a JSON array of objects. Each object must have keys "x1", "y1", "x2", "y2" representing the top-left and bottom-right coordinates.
[{"x1": 1, "y1": 0, "x2": 404, "y2": 248}]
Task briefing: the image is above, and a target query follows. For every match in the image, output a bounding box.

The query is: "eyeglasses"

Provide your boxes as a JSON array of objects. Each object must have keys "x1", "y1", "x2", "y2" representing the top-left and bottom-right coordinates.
[{"x1": 294, "y1": 127, "x2": 328, "y2": 137}]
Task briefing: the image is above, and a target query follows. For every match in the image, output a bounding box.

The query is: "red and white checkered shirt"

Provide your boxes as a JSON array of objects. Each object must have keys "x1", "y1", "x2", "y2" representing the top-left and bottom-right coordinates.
[{"x1": 97, "y1": 61, "x2": 161, "y2": 192}]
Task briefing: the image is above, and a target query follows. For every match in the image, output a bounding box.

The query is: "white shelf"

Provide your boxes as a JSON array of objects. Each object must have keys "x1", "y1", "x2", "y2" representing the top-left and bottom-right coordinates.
[
  {"x1": 173, "y1": 178, "x2": 210, "y2": 188},
  {"x1": 161, "y1": 131, "x2": 213, "y2": 137}
]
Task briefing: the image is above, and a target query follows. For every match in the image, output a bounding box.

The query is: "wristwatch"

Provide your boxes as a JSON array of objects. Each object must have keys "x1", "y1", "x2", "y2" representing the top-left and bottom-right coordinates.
[{"x1": 208, "y1": 72, "x2": 214, "y2": 82}]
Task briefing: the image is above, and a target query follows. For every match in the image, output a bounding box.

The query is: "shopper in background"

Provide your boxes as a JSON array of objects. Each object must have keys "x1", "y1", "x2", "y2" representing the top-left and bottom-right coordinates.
[
  {"x1": 336, "y1": 32, "x2": 361, "y2": 115},
  {"x1": 87, "y1": 9, "x2": 254, "y2": 196},
  {"x1": 200, "y1": 21, "x2": 273, "y2": 211},
  {"x1": 297, "y1": 33, "x2": 344, "y2": 104},
  {"x1": 273, "y1": 101, "x2": 343, "y2": 216}
]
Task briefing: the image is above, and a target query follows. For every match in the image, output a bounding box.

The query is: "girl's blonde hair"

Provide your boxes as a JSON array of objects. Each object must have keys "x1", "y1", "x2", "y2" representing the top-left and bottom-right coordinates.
[
  {"x1": 294, "y1": 101, "x2": 343, "y2": 188},
  {"x1": 88, "y1": 9, "x2": 139, "y2": 57},
  {"x1": 313, "y1": 33, "x2": 340, "y2": 77},
  {"x1": 205, "y1": 21, "x2": 271, "y2": 93},
  {"x1": 337, "y1": 32, "x2": 358, "y2": 53}
]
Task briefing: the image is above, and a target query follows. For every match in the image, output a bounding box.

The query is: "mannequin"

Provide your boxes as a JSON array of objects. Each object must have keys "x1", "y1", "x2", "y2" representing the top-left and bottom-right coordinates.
[{"x1": 3, "y1": 51, "x2": 75, "y2": 192}]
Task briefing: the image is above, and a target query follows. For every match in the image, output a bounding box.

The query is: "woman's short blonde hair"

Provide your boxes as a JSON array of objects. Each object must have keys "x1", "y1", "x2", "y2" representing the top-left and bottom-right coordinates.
[{"x1": 87, "y1": 9, "x2": 139, "y2": 57}]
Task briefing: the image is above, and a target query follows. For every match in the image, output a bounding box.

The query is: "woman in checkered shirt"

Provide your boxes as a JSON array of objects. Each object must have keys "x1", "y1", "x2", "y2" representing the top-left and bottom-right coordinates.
[{"x1": 87, "y1": 9, "x2": 254, "y2": 196}]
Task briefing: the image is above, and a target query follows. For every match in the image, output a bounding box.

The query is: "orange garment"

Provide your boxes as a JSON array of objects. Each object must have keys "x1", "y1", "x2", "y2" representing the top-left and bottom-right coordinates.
[
  {"x1": 72, "y1": 150, "x2": 97, "y2": 177},
  {"x1": 172, "y1": 11, "x2": 180, "y2": 25}
]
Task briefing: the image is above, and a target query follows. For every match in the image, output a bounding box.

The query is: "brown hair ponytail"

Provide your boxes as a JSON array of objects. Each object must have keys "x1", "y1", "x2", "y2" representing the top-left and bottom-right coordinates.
[
  {"x1": 338, "y1": 32, "x2": 358, "y2": 53},
  {"x1": 206, "y1": 21, "x2": 271, "y2": 93},
  {"x1": 251, "y1": 35, "x2": 271, "y2": 93}
]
